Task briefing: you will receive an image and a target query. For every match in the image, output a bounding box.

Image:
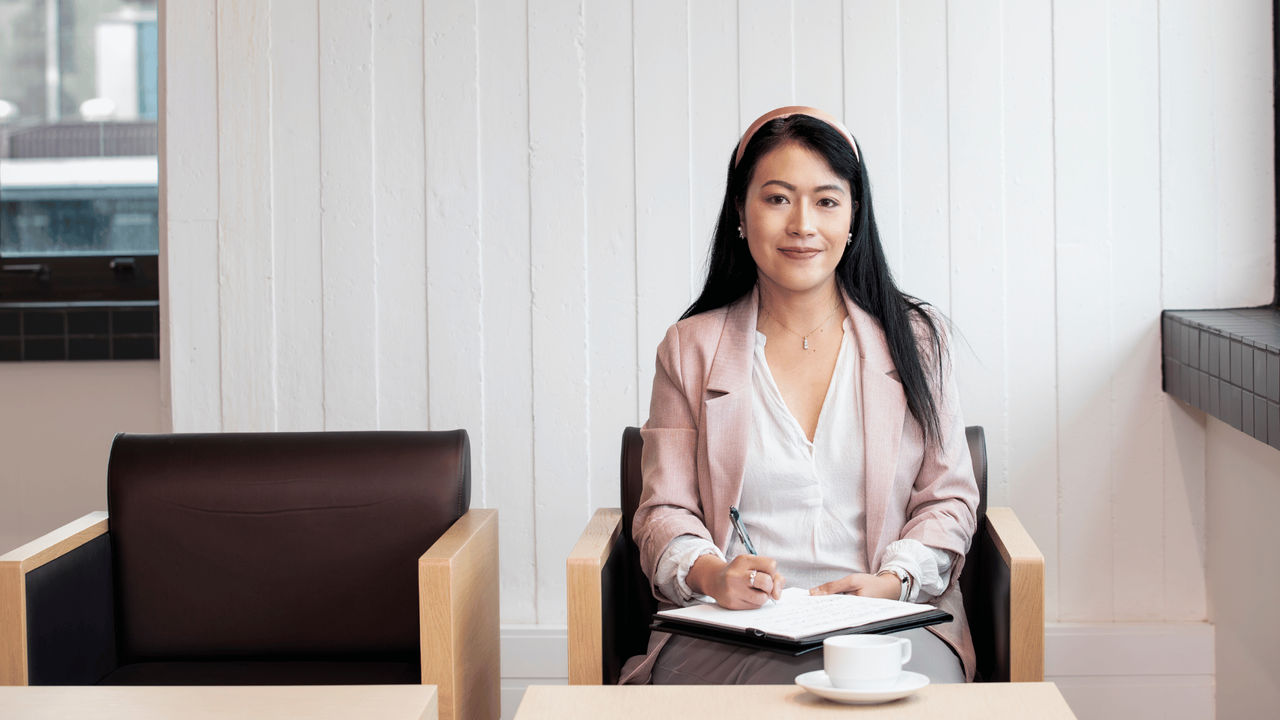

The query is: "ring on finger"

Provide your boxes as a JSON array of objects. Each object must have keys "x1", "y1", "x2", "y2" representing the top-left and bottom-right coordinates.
[{"x1": 749, "y1": 569, "x2": 757, "y2": 587}]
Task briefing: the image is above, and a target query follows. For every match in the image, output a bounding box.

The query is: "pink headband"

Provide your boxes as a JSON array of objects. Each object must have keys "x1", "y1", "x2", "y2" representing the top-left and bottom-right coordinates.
[{"x1": 733, "y1": 105, "x2": 860, "y2": 166}]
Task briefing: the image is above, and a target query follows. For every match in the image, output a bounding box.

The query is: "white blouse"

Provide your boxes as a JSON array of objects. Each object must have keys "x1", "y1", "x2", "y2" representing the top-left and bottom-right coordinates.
[{"x1": 653, "y1": 317, "x2": 954, "y2": 605}]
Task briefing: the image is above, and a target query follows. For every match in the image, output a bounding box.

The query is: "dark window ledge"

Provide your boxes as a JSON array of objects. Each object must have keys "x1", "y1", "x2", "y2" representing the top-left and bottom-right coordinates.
[
  {"x1": 0, "y1": 301, "x2": 159, "y2": 362},
  {"x1": 1162, "y1": 307, "x2": 1280, "y2": 450}
]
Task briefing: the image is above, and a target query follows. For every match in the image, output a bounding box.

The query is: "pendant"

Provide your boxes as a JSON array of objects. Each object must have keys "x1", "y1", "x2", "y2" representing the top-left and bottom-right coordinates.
[{"x1": 803, "y1": 336, "x2": 809, "y2": 350}]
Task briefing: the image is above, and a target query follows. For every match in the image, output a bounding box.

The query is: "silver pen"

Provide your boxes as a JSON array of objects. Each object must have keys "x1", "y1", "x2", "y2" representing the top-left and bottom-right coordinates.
[{"x1": 728, "y1": 505, "x2": 758, "y2": 556}]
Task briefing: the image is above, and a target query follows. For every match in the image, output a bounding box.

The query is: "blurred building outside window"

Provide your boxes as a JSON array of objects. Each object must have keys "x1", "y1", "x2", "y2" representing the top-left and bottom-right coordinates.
[
  {"x1": 1, "y1": 0, "x2": 158, "y2": 303},
  {"x1": 1, "y1": 0, "x2": 160, "y2": 361}
]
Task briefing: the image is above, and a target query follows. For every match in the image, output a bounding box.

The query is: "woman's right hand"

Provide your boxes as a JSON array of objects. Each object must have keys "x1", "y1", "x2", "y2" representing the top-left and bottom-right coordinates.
[{"x1": 686, "y1": 553, "x2": 785, "y2": 609}]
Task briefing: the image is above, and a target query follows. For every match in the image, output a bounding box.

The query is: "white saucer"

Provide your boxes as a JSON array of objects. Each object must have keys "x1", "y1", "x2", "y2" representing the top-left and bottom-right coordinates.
[{"x1": 794, "y1": 669, "x2": 929, "y2": 704}]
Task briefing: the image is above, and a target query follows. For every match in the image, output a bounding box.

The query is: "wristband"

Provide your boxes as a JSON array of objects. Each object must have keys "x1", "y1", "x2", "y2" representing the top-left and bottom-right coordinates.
[{"x1": 878, "y1": 567, "x2": 913, "y2": 602}]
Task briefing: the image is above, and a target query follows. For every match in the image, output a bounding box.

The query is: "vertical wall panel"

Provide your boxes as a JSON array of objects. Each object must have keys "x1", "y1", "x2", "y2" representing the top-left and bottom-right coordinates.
[
  {"x1": 1158, "y1": 0, "x2": 1213, "y2": 620},
  {"x1": 165, "y1": 220, "x2": 222, "y2": 432},
  {"x1": 216, "y1": 0, "x2": 275, "y2": 430},
  {"x1": 480, "y1": 0, "x2": 536, "y2": 624},
  {"x1": 792, "y1": 0, "x2": 843, "y2": 116},
  {"x1": 1001, "y1": 0, "x2": 1059, "y2": 620},
  {"x1": 1163, "y1": 400, "x2": 1208, "y2": 619},
  {"x1": 270, "y1": 0, "x2": 323, "y2": 431},
  {"x1": 529, "y1": 0, "x2": 590, "y2": 625},
  {"x1": 1209, "y1": 0, "x2": 1277, "y2": 305},
  {"x1": 689, "y1": 0, "x2": 738, "y2": 307},
  {"x1": 896, "y1": 0, "x2": 949, "y2": 311},
  {"x1": 1054, "y1": 0, "x2": 1115, "y2": 621},
  {"x1": 1107, "y1": 0, "x2": 1164, "y2": 621},
  {"x1": 738, "y1": 0, "x2": 794, "y2": 122},
  {"x1": 843, "y1": 1, "x2": 901, "y2": 276},
  {"x1": 424, "y1": 0, "x2": 485, "y2": 515},
  {"x1": 634, "y1": 0, "x2": 693, "y2": 410},
  {"x1": 163, "y1": 0, "x2": 220, "y2": 433},
  {"x1": 162, "y1": 1, "x2": 218, "y2": 224},
  {"x1": 947, "y1": 0, "x2": 1007, "y2": 512},
  {"x1": 1158, "y1": 0, "x2": 1216, "y2": 310},
  {"x1": 374, "y1": 0, "x2": 428, "y2": 431},
  {"x1": 586, "y1": 0, "x2": 638, "y2": 512},
  {"x1": 318, "y1": 2, "x2": 378, "y2": 428}
]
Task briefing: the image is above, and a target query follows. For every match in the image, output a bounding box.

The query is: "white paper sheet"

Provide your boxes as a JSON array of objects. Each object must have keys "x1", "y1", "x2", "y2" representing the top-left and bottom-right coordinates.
[{"x1": 655, "y1": 586, "x2": 936, "y2": 640}]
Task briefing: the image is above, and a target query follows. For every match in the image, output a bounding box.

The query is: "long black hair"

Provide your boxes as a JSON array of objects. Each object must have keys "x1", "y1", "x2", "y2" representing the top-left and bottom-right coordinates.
[{"x1": 683, "y1": 114, "x2": 946, "y2": 444}]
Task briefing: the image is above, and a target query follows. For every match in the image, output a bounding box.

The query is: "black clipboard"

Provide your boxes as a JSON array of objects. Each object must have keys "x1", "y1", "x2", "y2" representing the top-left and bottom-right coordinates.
[{"x1": 649, "y1": 607, "x2": 952, "y2": 656}]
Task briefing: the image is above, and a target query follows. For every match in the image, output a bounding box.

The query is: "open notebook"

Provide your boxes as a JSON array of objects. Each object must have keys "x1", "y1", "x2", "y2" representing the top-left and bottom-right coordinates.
[{"x1": 650, "y1": 586, "x2": 951, "y2": 655}]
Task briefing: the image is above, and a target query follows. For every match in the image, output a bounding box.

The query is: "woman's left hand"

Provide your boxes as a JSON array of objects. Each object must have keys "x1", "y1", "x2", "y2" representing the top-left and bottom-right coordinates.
[{"x1": 809, "y1": 572, "x2": 901, "y2": 600}]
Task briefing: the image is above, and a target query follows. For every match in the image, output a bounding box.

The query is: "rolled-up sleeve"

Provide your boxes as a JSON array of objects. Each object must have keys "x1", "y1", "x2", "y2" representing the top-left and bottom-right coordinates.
[
  {"x1": 653, "y1": 534, "x2": 724, "y2": 605},
  {"x1": 879, "y1": 539, "x2": 955, "y2": 603}
]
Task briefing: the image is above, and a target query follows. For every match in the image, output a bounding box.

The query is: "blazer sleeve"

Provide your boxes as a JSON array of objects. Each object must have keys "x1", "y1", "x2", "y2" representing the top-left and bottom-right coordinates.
[
  {"x1": 899, "y1": 314, "x2": 980, "y2": 571},
  {"x1": 634, "y1": 322, "x2": 715, "y2": 588}
]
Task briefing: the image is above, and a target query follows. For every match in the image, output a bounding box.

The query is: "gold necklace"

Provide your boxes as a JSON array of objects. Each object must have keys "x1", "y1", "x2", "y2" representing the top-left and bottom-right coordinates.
[{"x1": 762, "y1": 303, "x2": 843, "y2": 350}]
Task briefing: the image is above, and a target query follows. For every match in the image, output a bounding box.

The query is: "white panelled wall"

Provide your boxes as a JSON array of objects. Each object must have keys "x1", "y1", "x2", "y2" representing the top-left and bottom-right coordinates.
[{"x1": 161, "y1": 1, "x2": 1274, "y2": 717}]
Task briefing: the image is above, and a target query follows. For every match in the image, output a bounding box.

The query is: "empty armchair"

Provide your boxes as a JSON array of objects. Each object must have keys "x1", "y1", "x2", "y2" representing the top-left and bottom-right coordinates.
[
  {"x1": 567, "y1": 425, "x2": 1044, "y2": 684},
  {"x1": 1, "y1": 430, "x2": 498, "y2": 720}
]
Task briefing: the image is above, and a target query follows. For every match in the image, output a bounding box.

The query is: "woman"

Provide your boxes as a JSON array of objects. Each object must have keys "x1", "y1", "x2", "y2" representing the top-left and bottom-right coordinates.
[{"x1": 621, "y1": 106, "x2": 979, "y2": 686}]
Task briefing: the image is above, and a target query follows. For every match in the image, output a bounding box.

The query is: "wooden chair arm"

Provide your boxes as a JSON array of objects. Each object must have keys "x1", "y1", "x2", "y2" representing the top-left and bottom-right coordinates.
[
  {"x1": 566, "y1": 508, "x2": 622, "y2": 685},
  {"x1": 419, "y1": 508, "x2": 499, "y2": 720},
  {"x1": 1, "y1": 512, "x2": 109, "y2": 686},
  {"x1": 985, "y1": 507, "x2": 1045, "y2": 682}
]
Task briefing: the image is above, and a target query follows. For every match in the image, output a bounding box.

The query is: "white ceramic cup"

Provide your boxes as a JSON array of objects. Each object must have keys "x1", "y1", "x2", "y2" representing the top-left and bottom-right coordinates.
[{"x1": 823, "y1": 634, "x2": 912, "y2": 690}]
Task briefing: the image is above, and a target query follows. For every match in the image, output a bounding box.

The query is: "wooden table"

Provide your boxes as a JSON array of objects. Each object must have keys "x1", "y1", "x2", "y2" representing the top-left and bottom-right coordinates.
[
  {"x1": 0, "y1": 685, "x2": 437, "y2": 719},
  {"x1": 514, "y1": 683, "x2": 1076, "y2": 719}
]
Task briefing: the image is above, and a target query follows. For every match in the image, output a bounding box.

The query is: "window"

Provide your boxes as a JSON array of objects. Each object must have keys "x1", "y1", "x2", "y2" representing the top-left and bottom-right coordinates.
[{"x1": 0, "y1": 0, "x2": 159, "y2": 360}]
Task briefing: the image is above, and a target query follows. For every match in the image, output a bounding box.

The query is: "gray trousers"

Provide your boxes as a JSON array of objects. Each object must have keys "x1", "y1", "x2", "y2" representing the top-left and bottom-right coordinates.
[{"x1": 650, "y1": 627, "x2": 965, "y2": 685}]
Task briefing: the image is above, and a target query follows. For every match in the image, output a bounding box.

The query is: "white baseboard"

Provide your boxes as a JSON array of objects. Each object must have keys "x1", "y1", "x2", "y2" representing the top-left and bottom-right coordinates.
[
  {"x1": 501, "y1": 624, "x2": 568, "y2": 679},
  {"x1": 500, "y1": 625, "x2": 568, "y2": 720},
  {"x1": 1045, "y1": 622, "x2": 1215, "y2": 720},
  {"x1": 498, "y1": 622, "x2": 1217, "y2": 720}
]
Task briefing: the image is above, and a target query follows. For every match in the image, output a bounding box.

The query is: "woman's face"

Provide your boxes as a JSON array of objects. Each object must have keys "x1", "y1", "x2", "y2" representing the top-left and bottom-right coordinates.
[{"x1": 740, "y1": 142, "x2": 853, "y2": 300}]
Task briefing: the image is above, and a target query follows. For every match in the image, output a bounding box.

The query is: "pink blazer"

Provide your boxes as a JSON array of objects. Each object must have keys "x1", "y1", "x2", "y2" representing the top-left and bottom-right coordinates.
[{"x1": 627, "y1": 288, "x2": 979, "y2": 682}]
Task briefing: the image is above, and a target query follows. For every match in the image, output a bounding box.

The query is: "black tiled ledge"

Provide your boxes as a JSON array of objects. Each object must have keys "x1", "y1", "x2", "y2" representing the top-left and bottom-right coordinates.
[
  {"x1": 1162, "y1": 307, "x2": 1280, "y2": 450},
  {"x1": 0, "y1": 301, "x2": 160, "y2": 362}
]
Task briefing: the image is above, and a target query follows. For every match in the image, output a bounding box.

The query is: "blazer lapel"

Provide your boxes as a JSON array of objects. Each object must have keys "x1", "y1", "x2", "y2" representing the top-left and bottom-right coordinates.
[
  {"x1": 703, "y1": 290, "x2": 758, "y2": 549},
  {"x1": 845, "y1": 296, "x2": 906, "y2": 567}
]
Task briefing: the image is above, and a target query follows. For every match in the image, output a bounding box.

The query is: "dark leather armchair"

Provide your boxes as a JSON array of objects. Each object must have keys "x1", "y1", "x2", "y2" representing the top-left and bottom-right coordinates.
[
  {"x1": 0, "y1": 431, "x2": 498, "y2": 720},
  {"x1": 567, "y1": 426, "x2": 1044, "y2": 684}
]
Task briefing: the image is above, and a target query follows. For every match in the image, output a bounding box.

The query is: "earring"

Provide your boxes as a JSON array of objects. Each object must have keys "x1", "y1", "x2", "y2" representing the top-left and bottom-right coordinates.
[
  {"x1": 846, "y1": 233, "x2": 852, "y2": 246},
  {"x1": 738, "y1": 225, "x2": 745, "y2": 239}
]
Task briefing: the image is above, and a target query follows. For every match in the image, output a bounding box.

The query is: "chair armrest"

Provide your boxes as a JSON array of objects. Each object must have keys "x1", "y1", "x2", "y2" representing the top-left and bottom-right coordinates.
[
  {"x1": 1, "y1": 512, "x2": 110, "y2": 685},
  {"x1": 566, "y1": 508, "x2": 622, "y2": 685},
  {"x1": 419, "y1": 508, "x2": 499, "y2": 720},
  {"x1": 985, "y1": 507, "x2": 1045, "y2": 682}
]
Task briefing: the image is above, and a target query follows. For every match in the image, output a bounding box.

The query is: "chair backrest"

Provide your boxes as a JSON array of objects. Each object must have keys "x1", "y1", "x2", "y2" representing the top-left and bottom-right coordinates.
[
  {"x1": 957, "y1": 426, "x2": 988, "y2": 602},
  {"x1": 107, "y1": 430, "x2": 470, "y2": 662},
  {"x1": 964, "y1": 425, "x2": 988, "y2": 529},
  {"x1": 616, "y1": 425, "x2": 989, "y2": 678},
  {"x1": 614, "y1": 427, "x2": 658, "y2": 679}
]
